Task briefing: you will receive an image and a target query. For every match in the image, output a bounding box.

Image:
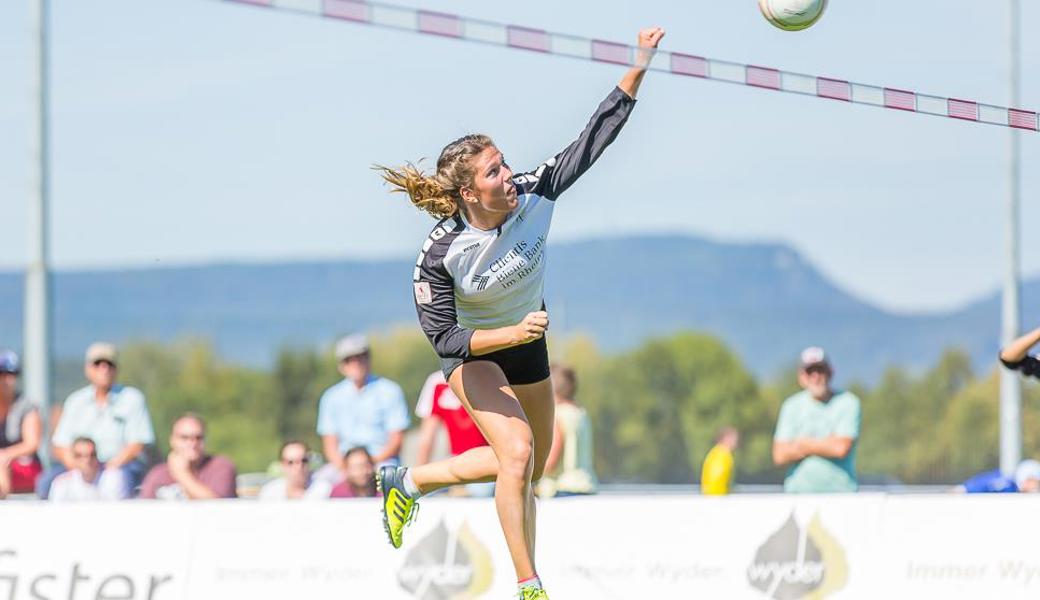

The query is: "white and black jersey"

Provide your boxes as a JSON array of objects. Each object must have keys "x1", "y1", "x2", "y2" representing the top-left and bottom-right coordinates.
[{"x1": 413, "y1": 86, "x2": 636, "y2": 362}]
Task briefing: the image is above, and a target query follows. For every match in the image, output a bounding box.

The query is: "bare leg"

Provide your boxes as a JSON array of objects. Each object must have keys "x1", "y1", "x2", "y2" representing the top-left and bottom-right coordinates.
[
  {"x1": 410, "y1": 445, "x2": 498, "y2": 490},
  {"x1": 514, "y1": 378, "x2": 555, "y2": 568},
  {"x1": 408, "y1": 362, "x2": 537, "y2": 579}
]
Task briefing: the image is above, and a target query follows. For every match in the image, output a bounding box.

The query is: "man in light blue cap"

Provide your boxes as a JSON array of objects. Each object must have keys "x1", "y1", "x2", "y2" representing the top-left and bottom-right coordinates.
[{"x1": 316, "y1": 334, "x2": 409, "y2": 476}]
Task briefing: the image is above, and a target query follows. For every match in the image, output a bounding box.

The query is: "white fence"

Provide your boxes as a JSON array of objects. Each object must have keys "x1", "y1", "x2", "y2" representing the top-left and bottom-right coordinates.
[{"x1": 4, "y1": 494, "x2": 1039, "y2": 599}]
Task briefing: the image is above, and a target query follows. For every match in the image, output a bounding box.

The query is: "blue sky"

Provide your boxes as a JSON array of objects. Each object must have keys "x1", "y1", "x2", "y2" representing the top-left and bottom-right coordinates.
[{"x1": 1, "y1": 0, "x2": 1037, "y2": 312}]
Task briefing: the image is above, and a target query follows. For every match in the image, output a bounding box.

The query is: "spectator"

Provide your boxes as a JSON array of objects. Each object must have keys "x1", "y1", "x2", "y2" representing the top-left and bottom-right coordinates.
[
  {"x1": 537, "y1": 364, "x2": 598, "y2": 498},
  {"x1": 139, "y1": 413, "x2": 236, "y2": 500},
  {"x1": 316, "y1": 334, "x2": 409, "y2": 476},
  {"x1": 958, "y1": 459, "x2": 1040, "y2": 494},
  {"x1": 414, "y1": 370, "x2": 492, "y2": 497},
  {"x1": 49, "y1": 437, "x2": 126, "y2": 501},
  {"x1": 772, "y1": 347, "x2": 861, "y2": 493},
  {"x1": 1000, "y1": 326, "x2": 1040, "y2": 379},
  {"x1": 38, "y1": 342, "x2": 155, "y2": 499},
  {"x1": 701, "y1": 426, "x2": 740, "y2": 496},
  {"x1": 330, "y1": 446, "x2": 378, "y2": 498},
  {"x1": 0, "y1": 350, "x2": 42, "y2": 497},
  {"x1": 258, "y1": 441, "x2": 331, "y2": 500}
]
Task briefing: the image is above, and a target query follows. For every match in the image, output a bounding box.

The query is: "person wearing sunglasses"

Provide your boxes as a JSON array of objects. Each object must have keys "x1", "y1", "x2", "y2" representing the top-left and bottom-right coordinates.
[
  {"x1": 772, "y1": 347, "x2": 861, "y2": 493},
  {"x1": 258, "y1": 440, "x2": 331, "y2": 500},
  {"x1": 38, "y1": 342, "x2": 155, "y2": 499},
  {"x1": 139, "y1": 413, "x2": 237, "y2": 500}
]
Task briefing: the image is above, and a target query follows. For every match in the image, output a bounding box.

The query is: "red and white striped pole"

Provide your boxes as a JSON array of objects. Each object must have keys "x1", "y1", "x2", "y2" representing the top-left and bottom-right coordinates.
[{"x1": 224, "y1": 0, "x2": 1038, "y2": 133}]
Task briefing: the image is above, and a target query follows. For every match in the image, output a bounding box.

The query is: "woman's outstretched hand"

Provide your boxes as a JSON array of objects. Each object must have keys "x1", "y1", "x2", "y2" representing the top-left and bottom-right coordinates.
[{"x1": 621, "y1": 27, "x2": 666, "y2": 98}]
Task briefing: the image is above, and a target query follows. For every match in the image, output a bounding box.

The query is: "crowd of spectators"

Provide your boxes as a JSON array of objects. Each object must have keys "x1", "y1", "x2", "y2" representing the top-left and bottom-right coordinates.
[
  {"x1": 0, "y1": 337, "x2": 385, "y2": 501},
  {"x1": 2, "y1": 324, "x2": 1039, "y2": 500}
]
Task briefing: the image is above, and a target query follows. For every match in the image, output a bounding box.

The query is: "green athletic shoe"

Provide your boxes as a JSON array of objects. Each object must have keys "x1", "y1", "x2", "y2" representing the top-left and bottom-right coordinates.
[
  {"x1": 519, "y1": 588, "x2": 549, "y2": 600},
  {"x1": 376, "y1": 466, "x2": 419, "y2": 549}
]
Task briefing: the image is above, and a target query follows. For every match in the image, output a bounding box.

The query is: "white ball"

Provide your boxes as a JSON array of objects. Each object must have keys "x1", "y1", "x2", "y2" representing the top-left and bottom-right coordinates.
[{"x1": 758, "y1": 0, "x2": 827, "y2": 31}]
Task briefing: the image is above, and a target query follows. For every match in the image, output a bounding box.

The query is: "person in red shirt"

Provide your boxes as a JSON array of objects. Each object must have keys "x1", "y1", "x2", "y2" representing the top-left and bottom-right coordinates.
[{"x1": 414, "y1": 371, "x2": 492, "y2": 497}]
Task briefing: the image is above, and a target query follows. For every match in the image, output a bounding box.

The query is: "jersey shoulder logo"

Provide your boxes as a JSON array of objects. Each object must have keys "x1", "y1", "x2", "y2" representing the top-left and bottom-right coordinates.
[
  {"x1": 414, "y1": 282, "x2": 433, "y2": 305},
  {"x1": 513, "y1": 158, "x2": 554, "y2": 188}
]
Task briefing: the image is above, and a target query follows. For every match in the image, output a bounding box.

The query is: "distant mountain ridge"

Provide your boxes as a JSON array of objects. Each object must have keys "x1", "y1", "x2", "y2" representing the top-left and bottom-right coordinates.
[{"x1": 0, "y1": 234, "x2": 1036, "y2": 382}]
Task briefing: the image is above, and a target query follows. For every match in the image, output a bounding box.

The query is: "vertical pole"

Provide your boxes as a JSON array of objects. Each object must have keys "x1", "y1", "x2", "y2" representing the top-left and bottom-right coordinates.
[
  {"x1": 999, "y1": 0, "x2": 1022, "y2": 477},
  {"x1": 26, "y1": 0, "x2": 53, "y2": 464}
]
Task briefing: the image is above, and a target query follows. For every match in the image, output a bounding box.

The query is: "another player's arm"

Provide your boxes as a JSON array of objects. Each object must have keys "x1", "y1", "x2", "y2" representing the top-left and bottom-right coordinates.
[{"x1": 1000, "y1": 326, "x2": 1040, "y2": 364}]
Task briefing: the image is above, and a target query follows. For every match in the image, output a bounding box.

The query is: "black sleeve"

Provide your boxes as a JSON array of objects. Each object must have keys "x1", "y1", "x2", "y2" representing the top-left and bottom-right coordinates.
[
  {"x1": 414, "y1": 222, "x2": 473, "y2": 359},
  {"x1": 515, "y1": 86, "x2": 636, "y2": 201},
  {"x1": 1002, "y1": 354, "x2": 1040, "y2": 379}
]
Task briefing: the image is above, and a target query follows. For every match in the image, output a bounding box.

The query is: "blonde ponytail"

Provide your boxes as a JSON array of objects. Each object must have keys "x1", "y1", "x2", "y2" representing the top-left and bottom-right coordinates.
[
  {"x1": 375, "y1": 163, "x2": 458, "y2": 219},
  {"x1": 375, "y1": 134, "x2": 495, "y2": 220}
]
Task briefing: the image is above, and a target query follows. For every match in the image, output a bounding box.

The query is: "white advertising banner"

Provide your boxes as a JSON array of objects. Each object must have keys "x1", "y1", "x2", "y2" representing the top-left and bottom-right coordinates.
[{"x1": 2, "y1": 494, "x2": 1037, "y2": 599}]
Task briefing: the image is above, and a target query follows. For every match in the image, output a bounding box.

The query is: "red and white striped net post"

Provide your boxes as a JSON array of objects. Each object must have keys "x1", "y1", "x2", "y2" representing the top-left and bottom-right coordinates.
[{"x1": 225, "y1": 0, "x2": 1038, "y2": 133}]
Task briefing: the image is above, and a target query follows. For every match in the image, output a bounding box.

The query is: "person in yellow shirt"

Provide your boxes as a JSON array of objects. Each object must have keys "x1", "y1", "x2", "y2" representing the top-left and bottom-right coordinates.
[{"x1": 701, "y1": 427, "x2": 740, "y2": 495}]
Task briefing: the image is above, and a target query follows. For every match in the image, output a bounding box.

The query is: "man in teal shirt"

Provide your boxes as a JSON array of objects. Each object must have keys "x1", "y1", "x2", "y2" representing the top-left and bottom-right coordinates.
[{"x1": 772, "y1": 347, "x2": 860, "y2": 493}]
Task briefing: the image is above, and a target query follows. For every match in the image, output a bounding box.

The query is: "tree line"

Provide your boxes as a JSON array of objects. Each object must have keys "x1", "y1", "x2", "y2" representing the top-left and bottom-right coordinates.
[{"x1": 48, "y1": 330, "x2": 1039, "y2": 482}]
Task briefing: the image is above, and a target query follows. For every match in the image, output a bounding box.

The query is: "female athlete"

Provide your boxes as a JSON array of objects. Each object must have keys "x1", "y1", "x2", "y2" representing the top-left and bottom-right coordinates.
[{"x1": 375, "y1": 26, "x2": 665, "y2": 600}]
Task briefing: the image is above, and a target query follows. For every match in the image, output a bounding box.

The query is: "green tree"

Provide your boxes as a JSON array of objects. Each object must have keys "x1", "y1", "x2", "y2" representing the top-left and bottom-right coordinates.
[
  {"x1": 584, "y1": 333, "x2": 766, "y2": 483},
  {"x1": 120, "y1": 339, "x2": 281, "y2": 472}
]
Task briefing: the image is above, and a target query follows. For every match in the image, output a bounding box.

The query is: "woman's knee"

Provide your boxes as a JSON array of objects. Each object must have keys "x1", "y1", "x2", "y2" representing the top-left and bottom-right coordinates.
[{"x1": 497, "y1": 437, "x2": 534, "y2": 480}]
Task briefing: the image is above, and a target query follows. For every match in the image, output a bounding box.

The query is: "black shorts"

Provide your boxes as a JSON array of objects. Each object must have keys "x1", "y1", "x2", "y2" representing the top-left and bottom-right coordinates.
[{"x1": 441, "y1": 336, "x2": 550, "y2": 386}]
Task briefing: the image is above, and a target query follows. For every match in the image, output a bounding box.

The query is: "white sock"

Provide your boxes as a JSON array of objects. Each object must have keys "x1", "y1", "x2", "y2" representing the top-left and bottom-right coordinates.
[
  {"x1": 402, "y1": 469, "x2": 422, "y2": 498},
  {"x1": 518, "y1": 575, "x2": 542, "y2": 590}
]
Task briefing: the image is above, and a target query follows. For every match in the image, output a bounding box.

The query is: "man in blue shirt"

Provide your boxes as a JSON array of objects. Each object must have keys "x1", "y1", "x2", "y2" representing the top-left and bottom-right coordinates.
[
  {"x1": 317, "y1": 335, "x2": 409, "y2": 470},
  {"x1": 38, "y1": 342, "x2": 155, "y2": 499}
]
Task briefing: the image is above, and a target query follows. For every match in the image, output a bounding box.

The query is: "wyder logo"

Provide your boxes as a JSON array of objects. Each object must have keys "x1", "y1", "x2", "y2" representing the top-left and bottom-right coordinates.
[
  {"x1": 747, "y1": 512, "x2": 848, "y2": 600},
  {"x1": 397, "y1": 519, "x2": 493, "y2": 600}
]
